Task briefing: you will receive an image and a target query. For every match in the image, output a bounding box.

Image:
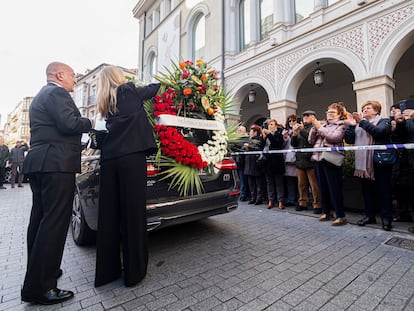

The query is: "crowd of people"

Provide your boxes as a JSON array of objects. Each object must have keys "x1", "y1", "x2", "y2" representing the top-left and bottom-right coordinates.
[
  {"x1": 0, "y1": 138, "x2": 28, "y2": 189},
  {"x1": 234, "y1": 100, "x2": 414, "y2": 233},
  {"x1": 6, "y1": 61, "x2": 414, "y2": 306}
]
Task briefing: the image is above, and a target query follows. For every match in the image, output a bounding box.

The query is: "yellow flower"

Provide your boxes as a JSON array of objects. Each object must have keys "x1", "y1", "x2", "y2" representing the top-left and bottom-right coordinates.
[{"x1": 196, "y1": 59, "x2": 203, "y2": 67}]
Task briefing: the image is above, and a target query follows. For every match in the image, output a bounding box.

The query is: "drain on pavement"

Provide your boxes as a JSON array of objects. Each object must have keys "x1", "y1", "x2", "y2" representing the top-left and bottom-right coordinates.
[{"x1": 385, "y1": 236, "x2": 414, "y2": 251}]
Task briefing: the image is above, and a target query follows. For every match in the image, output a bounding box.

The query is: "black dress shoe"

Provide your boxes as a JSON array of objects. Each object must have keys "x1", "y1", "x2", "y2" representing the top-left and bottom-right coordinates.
[
  {"x1": 357, "y1": 216, "x2": 376, "y2": 226},
  {"x1": 382, "y1": 219, "x2": 392, "y2": 231},
  {"x1": 254, "y1": 200, "x2": 263, "y2": 205},
  {"x1": 21, "y1": 288, "x2": 74, "y2": 305},
  {"x1": 248, "y1": 200, "x2": 255, "y2": 204},
  {"x1": 295, "y1": 205, "x2": 308, "y2": 211},
  {"x1": 56, "y1": 268, "x2": 63, "y2": 278}
]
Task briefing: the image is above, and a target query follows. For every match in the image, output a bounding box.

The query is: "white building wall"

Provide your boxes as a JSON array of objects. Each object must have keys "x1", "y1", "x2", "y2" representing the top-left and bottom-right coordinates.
[{"x1": 134, "y1": 0, "x2": 414, "y2": 122}]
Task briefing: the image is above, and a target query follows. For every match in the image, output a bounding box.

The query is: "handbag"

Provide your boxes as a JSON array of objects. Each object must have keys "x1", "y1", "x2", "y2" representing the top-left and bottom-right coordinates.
[
  {"x1": 321, "y1": 151, "x2": 344, "y2": 166},
  {"x1": 88, "y1": 129, "x2": 108, "y2": 149},
  {"x1": 373, "y1": 149, "x2": 396, "y2": 165},
  {"x1": 256, "y1": 153, "x2": 268, "y2": 168}
]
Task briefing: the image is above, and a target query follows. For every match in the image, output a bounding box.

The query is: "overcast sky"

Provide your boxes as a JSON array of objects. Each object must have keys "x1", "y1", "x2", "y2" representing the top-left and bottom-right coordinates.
[{"x1": 0, "y1": 0, "x2": 139, "y2": 127}]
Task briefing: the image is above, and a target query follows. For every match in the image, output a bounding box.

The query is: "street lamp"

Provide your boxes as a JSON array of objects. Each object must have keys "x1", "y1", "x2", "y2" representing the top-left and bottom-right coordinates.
[
  {"x1": 248, "y1": 89, "x2": 256, "y2": 103},
  {"x1": 313, "y1": 62, "x2": 325, "y2": 87}
]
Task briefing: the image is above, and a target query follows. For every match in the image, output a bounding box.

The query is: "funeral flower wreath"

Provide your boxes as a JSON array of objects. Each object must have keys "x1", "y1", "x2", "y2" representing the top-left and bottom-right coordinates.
[{"x1": 144, "y1": 60, "x2": 238, "y2": 196}]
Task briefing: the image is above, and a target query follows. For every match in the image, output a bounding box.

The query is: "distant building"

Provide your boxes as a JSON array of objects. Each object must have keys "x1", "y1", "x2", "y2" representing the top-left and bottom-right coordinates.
[
  {"x1": 3, "y1": 97, "x2": 31, "y2": 147},
  {"x1": 133, "y1": 0, "x2": 414, "y2": 126},
  {"x1": 73, "y1": 63, "x2": 138, "y2": 119}
]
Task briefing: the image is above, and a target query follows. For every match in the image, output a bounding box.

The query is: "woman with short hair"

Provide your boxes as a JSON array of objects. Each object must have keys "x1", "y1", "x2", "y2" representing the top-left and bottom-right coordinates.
[
  {"x1": 345, "y1": 100, "x2": 394, "y2": 231},
  {"x1": 309, "y1": 103, "x2": 347, "y2": 226}
]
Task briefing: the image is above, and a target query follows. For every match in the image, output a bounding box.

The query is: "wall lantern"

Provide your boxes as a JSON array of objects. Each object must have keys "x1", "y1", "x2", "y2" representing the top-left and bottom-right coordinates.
[
  {"x1": 248, "y1": 88, "x2": 256, "y2": 103},
  {"x1": 313, "y1": 62, "x2": 325, "y2": 87}
]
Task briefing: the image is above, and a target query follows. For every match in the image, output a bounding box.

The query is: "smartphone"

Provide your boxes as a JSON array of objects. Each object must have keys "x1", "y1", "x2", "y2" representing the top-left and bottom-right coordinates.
[{"x1": 296, "y1": 117, "x2": 302, "y2": 123}]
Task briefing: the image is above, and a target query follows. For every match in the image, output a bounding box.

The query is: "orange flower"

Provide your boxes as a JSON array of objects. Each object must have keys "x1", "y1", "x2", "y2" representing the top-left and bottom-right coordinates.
[
  {"x1": 183, "y1": 88, "x2": 192, "y2": 96},
  {"x1": 201, "y1": 74, "x2": 207, "y2": 81},
  {"x1": 179, "y1": 62, "x2": 186, "y2": 69}
]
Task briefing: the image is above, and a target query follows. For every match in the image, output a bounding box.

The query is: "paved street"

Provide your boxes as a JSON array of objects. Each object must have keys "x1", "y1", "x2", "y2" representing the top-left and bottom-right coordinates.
[{"x1": 1, "y1": 185, "x2": 414, "y2": 311}]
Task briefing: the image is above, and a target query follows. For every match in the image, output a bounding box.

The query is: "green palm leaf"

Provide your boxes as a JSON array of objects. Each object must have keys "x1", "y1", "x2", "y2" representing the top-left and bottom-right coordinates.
[{"x1": 157, "y1": 156, "x2": 204, "y2": 196}]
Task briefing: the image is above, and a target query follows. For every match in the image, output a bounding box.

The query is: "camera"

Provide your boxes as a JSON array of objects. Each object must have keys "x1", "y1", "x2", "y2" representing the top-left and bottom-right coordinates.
[{"x1": 296, "y1": 117, "x2": 302, "y2": 123}]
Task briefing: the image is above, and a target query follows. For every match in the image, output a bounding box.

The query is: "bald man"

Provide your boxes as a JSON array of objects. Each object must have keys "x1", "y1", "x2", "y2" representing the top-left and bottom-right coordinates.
[{"x1": 21, "y1": 62, "x2": 92, "y2": 305}]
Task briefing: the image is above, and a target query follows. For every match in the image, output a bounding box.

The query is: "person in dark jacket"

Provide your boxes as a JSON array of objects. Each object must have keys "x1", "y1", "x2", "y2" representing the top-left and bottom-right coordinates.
[
  {"x1": 21, "y1": 62, "x2": 92, "y2": 305},
  {"x1": 94, "y1": 66, "x2": 160, "y2": 287},
  {"x1": 344, "y1": 100, "x2": 394, "y2": 231},
  {"x1": 9, "y1": 140, "x2": 29, "y2": 188},
  {"x1": 262, "y1": 119, "x2": 285, "y2": 209},
  {"x1": 243, "y1": 124, "x2": 265, "y2": 205},
  {"x1": 0, "y1": 136, "x2": 10, "y2": 189},
  {"x1": 393, "y1": 99, "x2": 414, "y2": 233},
  {"x1": 290, "y1": 111, "x2": 321, "y2": 213},
  {"x1": 232, "y1": 125, "x2": 249, "y2": 201}
]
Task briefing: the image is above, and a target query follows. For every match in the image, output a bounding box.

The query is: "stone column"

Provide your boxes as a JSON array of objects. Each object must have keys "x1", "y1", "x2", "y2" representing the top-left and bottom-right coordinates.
[
  {"x1": 249, "y1": 0, "x2": 259, "y2": 45},
  {"x1": 314, "y1": 0, "x2": 326, "y2": 11},
  {"x1": 268, "y1": 99, "x2": 298, "y2": 123},
  {"x1": 353, "y1": 75, "x2": 395, "y2": 116}
]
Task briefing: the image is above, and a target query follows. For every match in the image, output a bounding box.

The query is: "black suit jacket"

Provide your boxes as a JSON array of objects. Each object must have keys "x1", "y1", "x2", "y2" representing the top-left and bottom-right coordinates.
[{"x1": 23, "y1": 83, "x2": 92, "y2": 174}]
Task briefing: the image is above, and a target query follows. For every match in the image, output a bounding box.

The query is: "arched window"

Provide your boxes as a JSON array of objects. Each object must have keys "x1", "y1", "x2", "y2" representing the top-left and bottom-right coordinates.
[
  {"x1": 294, "y1": 0, "x2": 313, "y2": 23},
  {"x1": 260, "y1": 0, "x2": 273, "y2": 40},
  {"x1": 147, "y1": 52, "x2": 157, "y2": 82},
  {"x1": 239, "y1": 0, "x2": 251, "y2": 51},
  {"x1": 192, "y1": 14, "x2": 205, "y2": 61}
]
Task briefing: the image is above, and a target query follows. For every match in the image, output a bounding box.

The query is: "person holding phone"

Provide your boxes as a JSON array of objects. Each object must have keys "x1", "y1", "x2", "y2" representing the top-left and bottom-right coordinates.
[{"x1": 290, "y1": 111, "x2": 322, "y2": 213}]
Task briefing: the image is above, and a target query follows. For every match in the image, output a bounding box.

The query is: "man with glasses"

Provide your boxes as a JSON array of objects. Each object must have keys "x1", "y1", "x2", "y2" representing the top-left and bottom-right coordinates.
[{"x1": 291, "y1": 110, "x2": 322, "y2": 213}]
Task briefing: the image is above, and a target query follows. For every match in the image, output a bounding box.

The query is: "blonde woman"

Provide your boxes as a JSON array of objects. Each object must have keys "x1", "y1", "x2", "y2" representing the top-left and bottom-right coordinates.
[{"x1": 94, "y1": 66, "x2": 160, "y2": 287}]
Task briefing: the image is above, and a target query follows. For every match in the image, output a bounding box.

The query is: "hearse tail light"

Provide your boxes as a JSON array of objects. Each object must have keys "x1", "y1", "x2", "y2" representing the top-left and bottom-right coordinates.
[
  {"x1": 147, "y1": 163, "x2": 160, "y2": 176},
  {"x1": 215, "y1": 158, "x2": 237, "y2": 170}
]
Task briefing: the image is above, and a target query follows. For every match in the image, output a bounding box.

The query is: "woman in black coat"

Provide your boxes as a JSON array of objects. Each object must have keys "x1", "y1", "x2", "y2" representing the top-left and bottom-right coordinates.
[
  {"x1": 262, "y1": 119, "x2": 285, "y2": 209},
  {"x1": 243, "y1": 124, "x2": 265, "y2": 205},
  {"x1": 345, "y1": 100, "x2": 393, "y2": 231},
  {"x1": 94, "y1": 66, "x2": 160, "y2": 287}
]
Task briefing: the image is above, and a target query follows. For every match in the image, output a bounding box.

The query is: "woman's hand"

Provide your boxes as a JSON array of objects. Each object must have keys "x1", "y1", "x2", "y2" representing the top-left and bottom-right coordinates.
[
  {"x1": 352, "y1": 112, "x2": 363, "y2": 124},
  {"x1": 312, "y1": 118, "x2": 321, "y2": 130},
  {"x1": 344, "y1": 113, "x2": 357, "y2": 126}
]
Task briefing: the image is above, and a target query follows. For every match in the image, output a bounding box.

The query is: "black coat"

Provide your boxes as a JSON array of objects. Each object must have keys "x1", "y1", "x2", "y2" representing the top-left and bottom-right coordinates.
[
  {"x1": 264, "y1": 128, "x2": 285, "y2": 175},
  {"x1": 23, "y1": 83, "x2": 92, "y2": 174},
  {"x1": 243, "y1": 135, "x2": 265, "y2": 176},
  {"x1": 101, "y1": 82, "x2": 160, "y2": 161},
  {"x1": 290, "y1": 123, "x2": 314, "y2": 169}
]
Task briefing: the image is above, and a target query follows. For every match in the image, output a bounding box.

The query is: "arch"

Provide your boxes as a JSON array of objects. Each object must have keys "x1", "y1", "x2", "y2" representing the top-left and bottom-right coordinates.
[
  {"x1": 229, "y1": 74, "x2": 276, "y2": 113},
  {"x1": 144, "y1": 46, "x2": 158, "y2": 82},
  {"x1": 184, "y1": 3, "x2": 210, "y2": 59},
  {"x1": 280, "y1": 47, "x2": 366, "y2": 101},
  {"x1": 372, "y1": 16, "x2": 414, "y2": 77}
]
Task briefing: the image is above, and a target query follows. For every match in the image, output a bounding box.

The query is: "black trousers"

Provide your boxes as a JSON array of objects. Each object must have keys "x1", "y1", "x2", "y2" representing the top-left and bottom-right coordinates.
[
  {"x1": 95, "y1": 152, "x2": 148, "y2": 287},
  {"x1": 0, "y1": 166, "x2": 5, "y2": 186},
  {"x1": 361, "y1": 164, "x2": 393, "y2": 222},
  {"x1": 22, "y1": 173, "x2": 75, "y2": 296}
]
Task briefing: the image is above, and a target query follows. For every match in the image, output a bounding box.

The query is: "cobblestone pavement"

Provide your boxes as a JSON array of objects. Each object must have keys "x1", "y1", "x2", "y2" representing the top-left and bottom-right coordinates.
[{"x1": 1, "y1": 185, "x2": 414, "y2": 311}]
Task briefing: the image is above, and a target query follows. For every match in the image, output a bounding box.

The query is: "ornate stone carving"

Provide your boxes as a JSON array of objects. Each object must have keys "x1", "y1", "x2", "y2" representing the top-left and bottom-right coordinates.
[
  {"x1": 368, "y1": 4, "x2": 414, "y2": 60},
  {"x1": 278, "y1": 27, "x2": 364, "y2": 81},
  {"x1": 225, "y1": 61, "x2": 275, "y2": 91}
]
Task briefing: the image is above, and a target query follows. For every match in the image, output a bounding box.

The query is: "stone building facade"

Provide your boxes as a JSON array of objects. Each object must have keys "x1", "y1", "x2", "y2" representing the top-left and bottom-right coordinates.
[
  {"x1": 133, "y1": 0, "x2": 414, "y2": 127},
  {"x1": 3, "y1": 97, "x2": 31, "y2": 147}
]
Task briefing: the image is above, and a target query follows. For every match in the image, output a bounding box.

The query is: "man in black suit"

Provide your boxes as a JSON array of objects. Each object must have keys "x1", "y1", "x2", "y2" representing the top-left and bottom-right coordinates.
[{"x1": 21, "y1": 62, "x2": 92, "y2": 305}]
